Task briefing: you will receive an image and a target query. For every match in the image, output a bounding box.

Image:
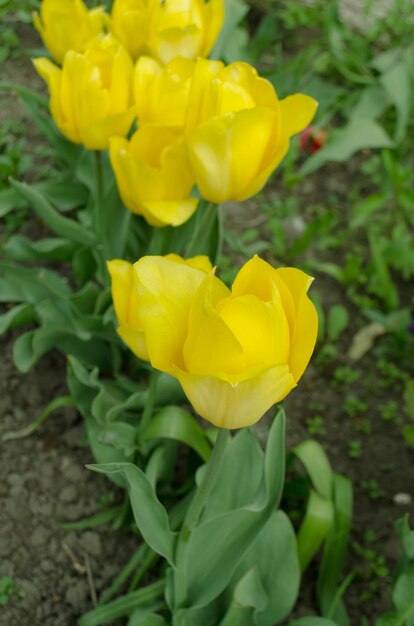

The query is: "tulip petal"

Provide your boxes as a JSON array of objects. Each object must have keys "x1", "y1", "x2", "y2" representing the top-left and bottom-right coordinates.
[
  {"x1": 279, "y1": 94, "x2": 318, "y2": 139},
  {"x1": 174, "y1": 364, "x2": 296, "y2": 429},
  {"x1": 117, "y1": 325, "x2": 149, "y2": 361},
  {"x1": 107, "y1": 259, "x2": 133, "y2": 324},
  {"x1": 83, "y1": 106, "x2": 137, "y2": 150},
  {"x1": 164, "y1": 254, "x2": 212, "y2": 273},
  {"x1": 183, "y1": 272, "x2": 246, "y2": 376},
  {"x1": 134, "y1": 256, "x2": 207, "y2": 372},
  {"x1": 142, "y1": 199, "x2": 199, "y2": 227},
  {"x1": 218, "y1": 293, "x2": 290, "y2": 368},
  {"x1": 187, "y1": 107, "x2": 279, "y2": 203},
  {"x1": 276, "y1": 268, "x2": 318, "y2": 382}
]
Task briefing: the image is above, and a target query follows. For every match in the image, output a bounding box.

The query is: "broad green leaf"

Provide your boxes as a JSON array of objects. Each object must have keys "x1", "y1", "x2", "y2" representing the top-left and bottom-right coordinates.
[
  {"x1": 172, "y1": 412, "x2": 286, "y2": 610},
  {"x1": 352, "y1": 85, "x2": 390, "y2": 120},
  {"x1": 231, "y1": 511, "x2": 300, "y2": 626},
  {"x1": 10, "y1": 179, "x2": 94, "y2": 246},
  {"x1": 292, "y1": 439, "x2": 333, "y2": 500},
  {"x1": 317, "y1": 474, "x2": 353, "y2": 625},
  {"x1": 327, "y1": 305, "x2": 349, "y2": 342},
  {"x1": 0, "y1": 303, "x2": 34, "y2": 334},
  {"x1": 350, "y1": 193, "x2": 386, "y2": 229},
  {"x1": 210, "y1": 0, "x2": 250, "y2": 63},
  {"x1": 88, "y1": 463, "x2": 177, "y2": 565},
  {"x1": 396, "y1": 516, "x2": 414, "y2": 562},
  {"x1": 288, "y1": 619, "x2": 340, "y2": 626},
  {"x1": 368, "y1": 231, "x2": 399, "y2": 310},
  {"x1": 297, "y1": 490, "x2": 334, "y2": 571},
  {"x1": 4, "y1": 235, "x2": 76, "y2": 262},
  {"x1": 144, "y1": 406, "x2": 212, "y2": 462},
  {"x1": 300, "y1": 118, "x2": 394, "y2": 176},
  {"x1": 0, "y1": 261, "x2": 71, "y2": 303},
  {"x1": 201, "y1": 428, "x2": 263, "y2": 518},
  {"x1": 380, "y1": 59, "x2": 412, "y2": 143},
  {"x1": 99, "y1": 422, "x2": 138, "y2": 456}
]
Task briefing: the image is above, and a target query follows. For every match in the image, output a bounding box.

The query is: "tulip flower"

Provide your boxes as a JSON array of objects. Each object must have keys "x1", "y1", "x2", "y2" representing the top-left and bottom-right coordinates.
[
  {"x1": 110, "y1": 0, "x2": 224, "y2": 64},
  {"x1": 146, "y1": 0, "x2": 224, "y2": 64},
  {"x1": 184, "y1": 59, "x2": 318, "y2": 203},
  {"x1": 108, "y1": 254, "x2": 212, "y2": 360},
  {"x1": 110, "y1": 0, "x2": 148, "y2": 61},
  {"x1": 134, "y1": 56, "x2": 194, "y2": 126},
  {"x1": 109, "y1": 125, "x2": 198, "y2": 227},
  {"x1": 33, "y1": 0, "x2": 106, "y2": 65},
  {"x1": 33, "y1": 34, "x2": 135, "y2": 150},
  {"x1": 132, "y1": 255, "x2": 318, "y2": 429}
]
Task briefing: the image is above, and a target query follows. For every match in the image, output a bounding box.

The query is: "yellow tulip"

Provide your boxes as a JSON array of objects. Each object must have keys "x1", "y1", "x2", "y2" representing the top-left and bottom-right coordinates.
[
  {"x1": 134, "y1": 56, "x2": 194, "y2": 126},
  {"x1": 108, "y1": 254, "x2": 212, "y2": 360},
  {"x1": 146, "y1": 0, "x2": 224, "y2": 64},
  {"x1": 33, "y1": 34, "x2": 135, "y2": 150},
  {"x1": 33, "y1": 0, "x2": 106, "y2": 65},
  {"x1": 132, "y1": 255, "x2": 318, "y2": 429},
  {"x1": 184, "y1": 59, "x2": 318, "y2": 203},
  {"x1": 110, "y1": 0, "x2": 224, "y2": 64},
  {"x1": 110, "y1": 0, "x2": 148, "y2": 61},
  {"x1": 109, "y1": 125, "x2": 198, "y2": 227}
]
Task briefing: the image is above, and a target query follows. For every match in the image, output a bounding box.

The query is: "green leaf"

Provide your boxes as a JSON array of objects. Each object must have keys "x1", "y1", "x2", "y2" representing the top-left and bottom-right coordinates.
[
  {"x1": 231, "y1": 511, "x2": 300, "y2": 626},
  {"x1": 297, "y1": 490, "x2": 334, "y2": 572},
  {"x1": 87, "y1": 463, "x2": 178, "y2": 565},
  {"x1": 99, "y1": 422, "x2": 138, "y2": 457},
  {"x1": 300, "y1": 118, "x2": 394, "y2": 176},
  {"x1": 350, "y1": 193, "x2": 386, "y2": 229},
  {"x1": 317, "y1": 474, "x2": 353, "y2": 625},
  {"x1": 10, "y1": 179, "x2": 94, "y2": 246},
  {"x1": 327, "y1": 305, "x2": 349, "y2": 342},
  {"x1": 288, "y1": 619, "x2": 340, "y2": 626},
  {"x1": 368, "y1": 231, "x2": 399, "y2": 310},
  {"x1": 144, "y1": 406, "x2": 212, "y2": 462},
  {"x1": 4, "y1": 235, "x2": 76, "y2": 262},
  {"x1": 210, "y1": 0, "x2": 250, "y2": 62},
  {"x1": 78, "y1": 581, "x2": 165, "y2": 626},
  {"x1": 0, "y1": 303, "x2": 34, "y2": 334},
  {"x1": 380, "y1": 59, "x2": 411, "y2": 143},
  {"x1": 128, "y1": 612, "x2": 168, "y2": 626},
  {"x1": 172, "y1": 412, "x2": 286, "y2": 610},
  {"x1": 292, "y1": 439, "x2": 333, "y2": 500}
]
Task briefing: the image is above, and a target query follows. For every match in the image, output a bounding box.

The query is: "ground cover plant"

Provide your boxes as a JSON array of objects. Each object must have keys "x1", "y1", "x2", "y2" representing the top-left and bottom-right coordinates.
[{"x1": 1, "y1": 0, "x2": 414, "y2": 625}]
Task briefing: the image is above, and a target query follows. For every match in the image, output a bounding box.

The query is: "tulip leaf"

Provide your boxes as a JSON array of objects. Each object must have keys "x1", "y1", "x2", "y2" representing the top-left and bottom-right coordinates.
[
  {"x1": 380, "y1": 59, "x2": 411, "y2": 143},
  {"x1": 4, "y1": 235, "x2": 76, "y2": 262},
  {"x1": 78, "y1": 581, "x2": 165, "y2": 626},
  {"x1": 297, "y1": 490, "x2": 334, "y2": 572},
  {"x1": 288, "y1": 616, "x2": 339, "y2": 626},
  {"x1": 211, "y1": 0, "x2": 250, "y2": 63},
  {"x1": 87, "y1": 462, "x2": 178, "y2": 566},
  {"x1": 201, "y1": 428, "x2": 263, "y2": 518},
  {"x1": 292, "y1": 439, "x2": 333, "y2": 500},
  {"x1": 144, "y1": 406, "x2": 212, "y2": 462},
  {"x1": 172, "y1": 411, "x2": 286, "y2": 610},
  {"x1": 300, "y1": 118, "x2": 394, "y2": 176},
  {"x1": 317, "y1": 473, "x2": 353, "y2": 625},
  {"x1": 10, "y1": 179, "x2": 95, "y2": 246},
  {"x1": 128, "y1": 612, "x2": 168, "y2": 626},
  {"x1": 230, "y1": 511, "x2": 300, "y2": 626},
  {"x1": 0, "y1": 303, "x2": 34, "y2": 334},
  {"x1": 85, "y1": 417, "x2": 135, "y2": 488}
]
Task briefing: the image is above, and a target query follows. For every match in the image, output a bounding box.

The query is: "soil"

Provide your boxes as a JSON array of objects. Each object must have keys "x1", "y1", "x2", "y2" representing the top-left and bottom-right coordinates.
[
  {"x1": 1, "y1": 14, "x2": 414, "y2": 626},
  {"x1": 0, "y1": 336, "x2": 137, "y2": 626}
]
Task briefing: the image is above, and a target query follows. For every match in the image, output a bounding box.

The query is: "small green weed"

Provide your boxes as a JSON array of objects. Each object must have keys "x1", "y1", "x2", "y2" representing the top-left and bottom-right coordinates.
[{"x1": 0, "y1": 576, "x2": 25, "y2": 606}]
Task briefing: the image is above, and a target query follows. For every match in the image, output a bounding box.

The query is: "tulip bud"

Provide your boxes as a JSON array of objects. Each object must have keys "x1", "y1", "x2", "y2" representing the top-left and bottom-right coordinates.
[
  {"x1": 33, "y1": 34, "x2": 136, "y2": 150},
  {"x1": 109, "y1": 125, "x2": 198, "y2": 227},
  {"x1": 33, "y1": 0, "x2": 106, "y2": 65}
]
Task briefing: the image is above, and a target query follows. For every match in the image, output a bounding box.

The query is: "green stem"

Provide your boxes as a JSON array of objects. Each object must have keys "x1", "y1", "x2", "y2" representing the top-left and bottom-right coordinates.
[
  {"x1": 94, "y1": 150, "x2": 107, "y2": 283},
  {"x1": 184, "y1": 201, "x2": 217, "y2": 258},
  {"x1": 181, "y1": 428, "x2": 229, "y2": 537},
  {"x1": 139, "y1": 371, "x2": 159, "y2": 437}
]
